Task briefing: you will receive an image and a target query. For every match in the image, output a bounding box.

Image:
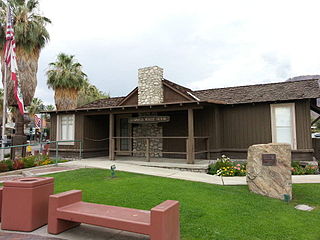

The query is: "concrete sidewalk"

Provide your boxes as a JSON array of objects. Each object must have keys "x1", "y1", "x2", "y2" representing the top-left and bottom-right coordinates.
[
  {"x1": 61, "y1": 158, "x2": 320, "y2": 185},
  {"x1": 62, "y1": 158, "x2": 244, "y2": 185},
  {"x1": 0, "y1": 158, "x2": 318, "y2": 186},
  {"x1": 0, "y1": 224, "x2": 148, "y2": 240}
]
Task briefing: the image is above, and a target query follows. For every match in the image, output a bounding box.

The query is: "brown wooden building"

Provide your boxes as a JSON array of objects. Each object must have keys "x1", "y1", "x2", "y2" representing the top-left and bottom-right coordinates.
[{"x1": 47, "y1": 66, "x2": 320, "y2": 162}]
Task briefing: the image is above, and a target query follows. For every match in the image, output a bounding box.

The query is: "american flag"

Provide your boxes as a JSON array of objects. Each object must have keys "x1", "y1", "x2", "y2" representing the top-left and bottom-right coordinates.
[
  {"x1": 4, "y1": 5, "x2": 24, "y2": 115},
  {"x1": 34, "y1": 114, "x2": 41, "y2": 128}
]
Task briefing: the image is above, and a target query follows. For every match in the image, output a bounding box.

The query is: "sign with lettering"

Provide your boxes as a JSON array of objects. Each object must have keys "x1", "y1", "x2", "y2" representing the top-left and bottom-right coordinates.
[
  {"x1": 128, "y1": 116, "x2": 170, "y2": 124},
  {"x1": 262, "y1": 154, "x2": 277, "y2": 166}
]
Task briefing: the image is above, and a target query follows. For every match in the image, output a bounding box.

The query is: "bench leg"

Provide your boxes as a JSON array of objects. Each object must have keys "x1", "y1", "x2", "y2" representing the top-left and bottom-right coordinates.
[
  {"x1": 48, "y1": 217, "x2": 80, "y2": 235},
  {"x1": 150, "y1": 200, "x2": 180, "y2": 240},
  {"x1": 48, "y1": 190, "x2": 82, "y2": 234}
]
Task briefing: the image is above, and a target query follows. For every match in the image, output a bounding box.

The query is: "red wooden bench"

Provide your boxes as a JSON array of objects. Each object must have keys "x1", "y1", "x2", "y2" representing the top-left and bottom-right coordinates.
[{"x1": 48, "y1": 190, "x2": 180, "y2": 240}]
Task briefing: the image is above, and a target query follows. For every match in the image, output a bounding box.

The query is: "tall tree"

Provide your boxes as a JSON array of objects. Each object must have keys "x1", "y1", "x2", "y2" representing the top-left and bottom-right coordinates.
[
  {"x1": 26, "y1": 97, "x2": 45, "y2": 115},
  {"x1": 77, "y1": 80, "x2": 109, "y2": 107},
  {"x1": 46, "y1": 53, "x2": 87, "y2": 110},
  {"x1": 45, "y1": 104, "x2": 55, "y2": 111},
  {"x1": 0, "y1": 0, "x2": 50, "y2": 136}
]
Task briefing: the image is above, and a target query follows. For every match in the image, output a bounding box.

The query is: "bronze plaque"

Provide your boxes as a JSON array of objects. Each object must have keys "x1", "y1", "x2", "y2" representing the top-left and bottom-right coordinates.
[{"x1": 262, "y1": 154, "x2": 277, "y2": 166}]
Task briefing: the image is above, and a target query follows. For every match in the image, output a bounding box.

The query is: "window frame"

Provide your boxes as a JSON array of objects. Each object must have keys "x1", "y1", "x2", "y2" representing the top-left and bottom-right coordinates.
[
  {"x1": 56, "y1": 114, "x2": 75, "y2": 145},
  {"x1": 270, "y1": 103, "x2": 297, "y2": 150}
]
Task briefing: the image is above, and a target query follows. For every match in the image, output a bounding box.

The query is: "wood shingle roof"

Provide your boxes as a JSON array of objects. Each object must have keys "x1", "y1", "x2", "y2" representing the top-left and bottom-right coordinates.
[
  {"x1": 77, "y1": 79, "x2": 320, "y2": 109},
  {"x1": 193, "y1": 79, "x2": 320, "y2": 104}
]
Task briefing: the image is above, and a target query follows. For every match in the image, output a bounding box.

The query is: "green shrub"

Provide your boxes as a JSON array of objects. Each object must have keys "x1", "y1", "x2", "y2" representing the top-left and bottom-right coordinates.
[
  {"x1": 13, "y1": 160, "x2": 24, "y2": 170},
  {"x1": 291, "y1": 161, "x2": 318, "y2": 175},
  {"x1": 304, "y1": 165, "x2": 318, "y2": 174},
  {"x1": 21, "y1": 156, "x2": 37, "y2": 168},
  {"x1": 0, "y1": 161, "x2": 9, "y2": 172},
  {"x1": 3, "y1": 160, "x2": 13, "y2": 171}
]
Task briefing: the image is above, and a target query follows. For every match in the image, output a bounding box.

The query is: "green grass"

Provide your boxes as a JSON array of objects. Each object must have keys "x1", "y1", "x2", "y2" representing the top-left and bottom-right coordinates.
[{"x1": 46, "y1": 168, "x2": 320, "y2": 240}]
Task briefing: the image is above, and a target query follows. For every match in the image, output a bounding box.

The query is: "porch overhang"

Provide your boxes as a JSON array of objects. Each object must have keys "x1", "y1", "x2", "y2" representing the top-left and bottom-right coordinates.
[{"x1": 42, "y1": 100, "x2": 225, "y2": 115}]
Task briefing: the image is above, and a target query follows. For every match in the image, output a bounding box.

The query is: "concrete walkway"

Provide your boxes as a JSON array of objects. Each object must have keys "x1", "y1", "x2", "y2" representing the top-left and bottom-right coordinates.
[
  {"x1": 0, "y1": 224, "x2": 148, "y2": 240},
  {"x1": 61, "y1": 157, "x2": 320, "y2": 185},
  {"x1": 61, "y1": 158, "x2": 244, "y2": 185},
  {"x1": 0, "y1": 158, "x2": 318, "y2": 186}
]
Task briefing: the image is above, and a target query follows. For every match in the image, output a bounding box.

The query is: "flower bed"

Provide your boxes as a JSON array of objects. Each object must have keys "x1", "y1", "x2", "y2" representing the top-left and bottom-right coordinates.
[
  {"x1": 0, "y1": 155, "x2": 68, "y2": 173},
  {"x1": 208, "y1": 155, "x2": 319, "y2": 176},
  {"x1": 291, "y1": 161, "x2": 318, "y2": 175},
  {"x1": 208, "y1": 155, "x2": 246, "y2": 176}
]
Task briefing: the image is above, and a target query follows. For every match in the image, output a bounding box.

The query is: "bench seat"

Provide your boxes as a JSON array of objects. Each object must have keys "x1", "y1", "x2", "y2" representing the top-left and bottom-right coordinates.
[
  {"x1": 48, "y1": 190, "x2": 180, "y2": 240},
  {"x1": 58, "y1": 201, "x2": 151, "y2": 234}
]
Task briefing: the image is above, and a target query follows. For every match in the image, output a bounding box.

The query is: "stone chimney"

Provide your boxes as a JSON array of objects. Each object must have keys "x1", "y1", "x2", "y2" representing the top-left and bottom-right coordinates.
[{"x1": 138, "y1": 66, "x2": 164, "y2": 105}]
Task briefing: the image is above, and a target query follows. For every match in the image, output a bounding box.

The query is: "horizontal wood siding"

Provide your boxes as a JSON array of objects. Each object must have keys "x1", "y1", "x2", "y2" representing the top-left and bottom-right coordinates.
[
  {"x1": 222, "y1": 103, "x2": 272, "y2": 149},
  {"x1": 295, "y1": 100, "x2": 312, "y2": 149}
]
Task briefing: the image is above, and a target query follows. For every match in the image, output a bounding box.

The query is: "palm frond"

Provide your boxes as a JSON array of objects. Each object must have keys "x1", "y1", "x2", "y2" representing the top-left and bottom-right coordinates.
[{"x1": 46, "y1": 53, "x2": 87, "y2": 91}]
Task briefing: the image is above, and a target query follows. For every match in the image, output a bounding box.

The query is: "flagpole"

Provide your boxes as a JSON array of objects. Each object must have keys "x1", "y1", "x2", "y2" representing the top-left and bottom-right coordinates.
[{"x1": 1, "y1": 66, "x2": 7, "y2": 160}]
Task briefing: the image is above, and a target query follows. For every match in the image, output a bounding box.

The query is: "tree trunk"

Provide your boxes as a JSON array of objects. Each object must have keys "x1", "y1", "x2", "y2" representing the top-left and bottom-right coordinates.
[
  {"x1": 54, "y1": 88, "x2": 78, "y2": 110},
  {"x1": 1, "y1": 47, "x2": 39, "y2": 138},
  {"x1": 14, "y1": 108, "x2": 24, "y2": 135},
  {"x1": 1, "y1": 47, "x2": 39, "y2": 107}
]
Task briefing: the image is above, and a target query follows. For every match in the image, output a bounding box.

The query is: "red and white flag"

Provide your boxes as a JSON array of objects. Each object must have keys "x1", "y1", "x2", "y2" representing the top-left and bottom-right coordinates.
[
  {"x1": 4, "y1": 5, "x2": 24, "y2": 115},
  {"x1": 34, "y1": 114, "x2": 41, "y2": 128}
]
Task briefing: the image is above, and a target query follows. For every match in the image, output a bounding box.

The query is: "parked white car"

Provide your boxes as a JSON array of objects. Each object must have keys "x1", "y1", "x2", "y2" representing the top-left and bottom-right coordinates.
[{"x1": 312, "y1": 133, "x2": 320, "y2": 138}]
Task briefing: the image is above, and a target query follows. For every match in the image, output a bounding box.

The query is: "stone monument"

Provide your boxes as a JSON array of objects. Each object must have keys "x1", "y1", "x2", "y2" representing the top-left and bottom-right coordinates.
[{"x1": 246, "y1": 143, "x2": 292, "y2": 200}]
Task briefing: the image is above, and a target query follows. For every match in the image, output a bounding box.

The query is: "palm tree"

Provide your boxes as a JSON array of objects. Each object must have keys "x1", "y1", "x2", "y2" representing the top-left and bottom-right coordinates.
[
  {"x1": 26, "y1": 97, "x2": 45, "y2": 115},
  {"x1": 45, "y1": 105, "x2": 55, "y2": 111},
  {"x1": 0, "y1": 0, "x2": 50, "y2": 136},
  {"x1": 0, "y1": 0, "x2": 50, "y2": 106},
  {"x1": 77, "y1": 80, "x2": 109, "y2": 107},
  {"x1": 47, "y1": 53, "x2": 87, "y2": 110}
]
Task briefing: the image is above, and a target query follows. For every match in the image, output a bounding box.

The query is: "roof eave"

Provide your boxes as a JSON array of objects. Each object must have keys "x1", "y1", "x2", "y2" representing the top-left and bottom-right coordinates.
[{"x1": 41, "y1": 100, "x2": 225, "y2": 114}]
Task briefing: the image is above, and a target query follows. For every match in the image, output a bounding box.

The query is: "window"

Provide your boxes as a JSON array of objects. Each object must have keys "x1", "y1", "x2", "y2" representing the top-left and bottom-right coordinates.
[
  {"x1": 57, "y1": 114, "x2": 75, "y2": 145},
  {"x1": 271, "y1": 103, "x2": 296, "y2": 149}
]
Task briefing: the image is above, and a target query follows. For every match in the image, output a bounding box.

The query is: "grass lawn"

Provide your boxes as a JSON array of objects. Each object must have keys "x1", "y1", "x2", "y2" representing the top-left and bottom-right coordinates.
[{"x1": 46, "y1": 168, "x2": 320, "y2": 240}]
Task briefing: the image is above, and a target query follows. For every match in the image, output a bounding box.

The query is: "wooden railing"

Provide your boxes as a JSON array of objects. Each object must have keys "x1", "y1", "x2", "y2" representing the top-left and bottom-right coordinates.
[{"x1": 110, "y1": 136, "x2": 209, "y2": 162}]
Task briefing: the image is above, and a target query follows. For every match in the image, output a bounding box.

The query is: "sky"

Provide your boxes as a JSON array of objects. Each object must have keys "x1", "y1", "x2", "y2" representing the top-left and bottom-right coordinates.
[{"x1": 31, "y1": 0, "x2": 320, "y2": 105}]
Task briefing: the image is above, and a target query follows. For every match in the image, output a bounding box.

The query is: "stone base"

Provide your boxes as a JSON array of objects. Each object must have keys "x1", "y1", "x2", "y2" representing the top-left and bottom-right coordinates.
[
  {"x1": 246, "y1": 143, "x2": 292, "y2": 200},
  {"x1": 10, "y1": 135, "x2": 27, "y2": 160}
]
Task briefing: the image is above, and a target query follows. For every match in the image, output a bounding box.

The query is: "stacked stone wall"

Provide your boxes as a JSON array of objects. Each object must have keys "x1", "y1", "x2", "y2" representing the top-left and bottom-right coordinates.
[
  {"x1": 133, "y1": 66, "x2": 164, "y2": 157},
  {"x1": 138, "y1": 66, "x2": 164, "y2": 105},
  {"x1": 132, "y1": 122, "x2": 163, "y2": 158}
]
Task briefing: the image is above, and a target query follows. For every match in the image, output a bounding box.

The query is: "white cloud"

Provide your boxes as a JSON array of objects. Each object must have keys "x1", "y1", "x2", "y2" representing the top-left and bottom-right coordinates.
[{"x1": 29, "y1": 0, "x2": 320, "y2": 103}]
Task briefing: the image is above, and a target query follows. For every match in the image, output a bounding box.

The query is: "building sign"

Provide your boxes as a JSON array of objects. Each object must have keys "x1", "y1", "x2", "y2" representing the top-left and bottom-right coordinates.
[
  {"x1": 262, "y1": 154, "x2": 277, "y2": 166},
  {"x1": 129, "y1": 116, "x2": 170, "y2": 124}
]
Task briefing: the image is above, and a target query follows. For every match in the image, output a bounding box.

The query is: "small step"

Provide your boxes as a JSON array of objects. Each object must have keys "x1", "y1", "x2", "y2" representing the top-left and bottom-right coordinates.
[{"x1": 119, "y1": 161, "x2": 209, "y2": 173}]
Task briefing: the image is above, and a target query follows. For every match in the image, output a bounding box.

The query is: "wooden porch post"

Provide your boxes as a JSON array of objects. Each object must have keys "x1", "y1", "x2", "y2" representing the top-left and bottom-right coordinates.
[
  {"x1": 109, "y1": 113, "x2": 115, "y2": 160},
  {"x1": 187, "y1": 108, "x2": 195, "y2": 164}
]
